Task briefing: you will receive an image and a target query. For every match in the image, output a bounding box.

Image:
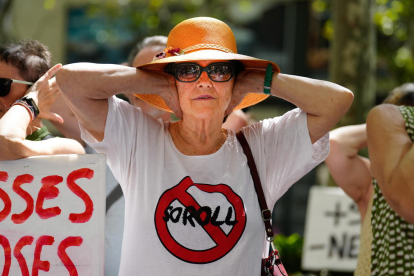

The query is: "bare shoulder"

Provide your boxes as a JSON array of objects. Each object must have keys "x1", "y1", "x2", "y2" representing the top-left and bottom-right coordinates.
[{"x1": 367, "y1": 104, "x2": 404, "y2": 127}]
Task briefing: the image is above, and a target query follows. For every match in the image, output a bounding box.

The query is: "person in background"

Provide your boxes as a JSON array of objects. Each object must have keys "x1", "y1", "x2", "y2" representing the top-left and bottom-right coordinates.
[
  {"x1": 126, "y1": 36, "x2": 172, "y2": 122},
  {"x1": 325, "y1": 83, "x2": 414, "y2": 276},
  {"x1": 0, "y1": 40, "x2": 84, "y2": 160}
]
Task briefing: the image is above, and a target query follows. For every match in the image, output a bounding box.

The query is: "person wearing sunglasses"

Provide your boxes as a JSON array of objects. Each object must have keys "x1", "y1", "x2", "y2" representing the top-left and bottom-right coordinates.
[
  {"x1": 0, "y1": 40, "x2": 84, "y2": 161},
  {"x1": 56, "y1": 17, "x2": 353, "y2": 276}
]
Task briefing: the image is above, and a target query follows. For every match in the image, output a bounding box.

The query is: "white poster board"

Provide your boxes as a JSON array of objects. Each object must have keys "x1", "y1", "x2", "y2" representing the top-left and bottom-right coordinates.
[
  {"x1": 0, "y1": 154, "x2": 105, "y2": 276},
  {"x1": 302, "y1": 186, "x2": 361, "y2": 272}
]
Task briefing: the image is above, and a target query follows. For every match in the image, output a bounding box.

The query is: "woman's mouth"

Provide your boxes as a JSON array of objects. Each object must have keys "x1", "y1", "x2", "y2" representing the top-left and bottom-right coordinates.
[{"x1": 194, "y1": 95, "x2": 215, "y2": 100}]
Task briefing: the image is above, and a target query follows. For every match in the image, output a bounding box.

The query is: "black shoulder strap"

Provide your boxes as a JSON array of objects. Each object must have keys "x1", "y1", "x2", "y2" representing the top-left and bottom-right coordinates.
[
  {"x1": 236, "y1": 131, "x2": 274, "y2": 240},
  {"x1": 106, "y1": 184, "x2": 123, "y2": 213}
]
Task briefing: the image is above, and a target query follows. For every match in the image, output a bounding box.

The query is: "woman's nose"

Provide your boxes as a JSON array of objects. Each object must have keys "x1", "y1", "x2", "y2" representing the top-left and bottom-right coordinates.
[{"x1": 197, "y1": 71, "x2": 212, "y2": 88}]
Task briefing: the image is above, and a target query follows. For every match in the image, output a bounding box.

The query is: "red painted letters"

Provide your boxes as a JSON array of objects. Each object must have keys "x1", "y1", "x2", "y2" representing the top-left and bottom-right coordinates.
[
  {"x1": 0, "y1": 172, "x2": 11, "y2": 222},
  {"x1": 0, "y1": 167, "x2": 96, "y2": 274},
  {"x1": 13, "y1": 236, "x2": 34, "y2": 276},
  {"x1": 0, "y1": 235, "x2": 11, "y2": 276},
  {"x1": 35, "y1": 175, "x2": 63, "y2": 219},
  {"x1": 58, "y1": 236, "x2": 83, "y2": 276},
  {"x1": 32, "y1": 235, "x2": 55, "y2": 276},
  {"x1": 67, "y1": 168, "x2": 94, "y2": 223},
  {"x1": 11, "y1": 175, "x2": 34, "y2": 224}
]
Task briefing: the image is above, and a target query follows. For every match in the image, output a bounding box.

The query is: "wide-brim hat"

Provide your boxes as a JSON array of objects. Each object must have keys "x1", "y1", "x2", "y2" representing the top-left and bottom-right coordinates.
[{"x1": 136, "y1": 17, "x2": 280, "y2": 113}]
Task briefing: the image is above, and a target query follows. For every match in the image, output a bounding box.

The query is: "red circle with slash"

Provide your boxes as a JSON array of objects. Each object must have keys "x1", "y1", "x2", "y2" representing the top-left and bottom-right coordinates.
[{"x1": 154, "y1": 176, "x2": 247, "y2": 264}]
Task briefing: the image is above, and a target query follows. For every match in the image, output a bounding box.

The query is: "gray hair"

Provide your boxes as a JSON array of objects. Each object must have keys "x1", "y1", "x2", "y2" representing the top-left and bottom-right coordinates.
[{"x1": 127, "y1": 36, "x2": 167, "y2": 66}]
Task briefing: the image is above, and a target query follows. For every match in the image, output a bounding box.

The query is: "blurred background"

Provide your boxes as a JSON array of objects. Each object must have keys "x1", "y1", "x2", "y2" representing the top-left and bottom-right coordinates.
[{"x1": 1, "y1": 0, "x2": 413, "y2": 275}]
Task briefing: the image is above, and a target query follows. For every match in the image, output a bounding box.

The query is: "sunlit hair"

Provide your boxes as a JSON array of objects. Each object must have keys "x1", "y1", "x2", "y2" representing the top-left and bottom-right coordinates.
[
  {"x1": 0, "y1": 39, "x2": 52, "y2": 82},
  {"x1": 127, "y1": 36, "x2": 167, "y2": 66},
  {"x1": 383, "y1": 83, "x2": 414, "y2": 107}
]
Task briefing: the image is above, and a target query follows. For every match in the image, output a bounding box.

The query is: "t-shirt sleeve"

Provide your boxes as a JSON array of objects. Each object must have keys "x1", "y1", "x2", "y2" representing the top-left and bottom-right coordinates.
[
  {"x1": 79, "y1": 96, "x2": 153, "y2": 188},
  {"x1": 243, "y1": 108, "x2": 329, "y2": 205}
]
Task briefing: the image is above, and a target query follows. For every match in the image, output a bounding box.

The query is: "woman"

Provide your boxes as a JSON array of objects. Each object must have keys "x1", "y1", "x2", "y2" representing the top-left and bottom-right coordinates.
[
  {"x1": 325, "y1": 83, "x2": 414, "y2": 275},
  {"x1": 366, "y1": 102, "x2": 414, "y2": 275},
  {"x1": 56, "y1": 17, "x2": 352, "y2": 275},
  {"x1": 0, "y1": 40, "x2": 84, "y2": 160}
]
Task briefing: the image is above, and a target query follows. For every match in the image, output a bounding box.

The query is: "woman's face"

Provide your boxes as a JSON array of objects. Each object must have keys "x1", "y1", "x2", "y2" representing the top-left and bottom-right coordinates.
[
  {"x1": 175, "y1": 60, "x2": 234, "y2": 120},
  {"x1": 0, "y1": 61, "x2": 29, "y2": 119}
]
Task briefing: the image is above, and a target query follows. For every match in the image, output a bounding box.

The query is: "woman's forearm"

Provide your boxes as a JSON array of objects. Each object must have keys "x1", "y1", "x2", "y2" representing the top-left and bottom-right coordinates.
[
  {"x1": 0, "y1": 105, "x2": 33, "y2": 160},
  {"x1": 270, "y1": 73, "x2": 353, "y2": 143},
  {"x1": 271, "y1": 73, "x2": 353, "y2": 118},
  {"x1": 56, "y1": 63, "x2": 174, "y2": 100},
  {"x1": 56, "y1": 63, "x2": 141, "y2": 100}
]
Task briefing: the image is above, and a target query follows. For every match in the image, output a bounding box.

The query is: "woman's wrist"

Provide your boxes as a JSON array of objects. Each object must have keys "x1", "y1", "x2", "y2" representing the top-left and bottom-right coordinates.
[
  {"x1": 25, "y1": 91, "x2": 39, "y2": 105},
  {"x1": 11, "y1": 93, "x2": 40, "y2": 122},
  {"x1": 263, "y1": 64, "x2": 273, "y2": 95}
]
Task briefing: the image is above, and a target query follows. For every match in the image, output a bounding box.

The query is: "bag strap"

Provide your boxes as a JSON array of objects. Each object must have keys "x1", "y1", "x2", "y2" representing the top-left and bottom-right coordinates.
[
  {"x1": 236, "y1": 131, "x2": 274, "y2": 241},
  {"x1": 106, "y1": 184, "x2": 123, "y2": 213}
]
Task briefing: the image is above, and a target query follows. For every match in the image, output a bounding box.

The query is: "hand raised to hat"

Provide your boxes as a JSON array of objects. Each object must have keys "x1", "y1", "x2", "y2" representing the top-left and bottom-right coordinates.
[
  {"x1": 137, "y1": 69, "x2": 183, "y2": 119},
  {"x1": 24, "y1": 64, "x2": 64, "y2": 123},
  {"x1": 158, "y1": 73, "x2": 183, "y2": 119},
  {"x1": 225, "y1": 69, "x2": 266, "y2": 116}
]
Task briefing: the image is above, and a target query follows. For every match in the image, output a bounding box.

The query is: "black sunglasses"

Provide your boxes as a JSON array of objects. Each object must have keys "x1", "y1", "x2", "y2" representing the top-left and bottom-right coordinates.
[
  {"x1": 0, "y1": 78, "x2": 34, "y2": 97},
  {"x1": 170, "y1": 62, "x2": 235, "y2": 83}
]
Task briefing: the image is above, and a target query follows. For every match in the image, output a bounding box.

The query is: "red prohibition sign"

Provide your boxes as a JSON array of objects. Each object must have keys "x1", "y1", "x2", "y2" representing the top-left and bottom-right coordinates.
[{"x1": 154, "y1": 176, "x2": 246, "y2": 264}]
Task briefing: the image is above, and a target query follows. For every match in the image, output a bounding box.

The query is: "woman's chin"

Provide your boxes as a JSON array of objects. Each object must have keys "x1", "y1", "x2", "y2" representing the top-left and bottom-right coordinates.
[{"x1": 184, "y1": 108, "x2": 224, "y2": 120}]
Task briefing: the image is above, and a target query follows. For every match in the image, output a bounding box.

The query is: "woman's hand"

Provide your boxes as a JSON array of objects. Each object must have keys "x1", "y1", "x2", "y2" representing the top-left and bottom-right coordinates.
[
  {"x1": 25, "y1": 64, "x2": 64, "y2": 123},
  {"x1": 225, "y1": 69, "x2": 265, "y2": 116},
  {"x1": 135, "y1": 69, "x2": 183, "y2": 119},
  {"x1": 157, "y1": 72, "x2": 183, "y2": 119}
]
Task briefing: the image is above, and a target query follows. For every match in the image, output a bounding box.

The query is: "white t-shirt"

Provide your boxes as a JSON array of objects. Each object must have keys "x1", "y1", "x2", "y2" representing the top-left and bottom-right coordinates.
[{"x1": 80, "y1": 96, "x2": 329, "y2": 276}]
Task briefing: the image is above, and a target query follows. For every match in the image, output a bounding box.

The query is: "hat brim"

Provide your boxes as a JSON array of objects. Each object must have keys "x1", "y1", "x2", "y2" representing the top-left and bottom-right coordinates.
[
  {"x1": 138, "y1": 49, "x2": 280, "y2": 72},
  {"x1": 135, "y1": 49, "x2": 280, "y2": 113}
]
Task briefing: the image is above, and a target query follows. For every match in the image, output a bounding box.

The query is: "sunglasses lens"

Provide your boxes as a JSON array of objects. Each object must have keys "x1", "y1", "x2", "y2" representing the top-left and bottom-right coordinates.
[
  {"x1": 0, "y1": 78, "x2": 12, "y2": 97},
  {"x1": 208, "y1": 64, "x2": 233, "y2": 82},
  {"x1": 176, "y1": 64, "x2": 200, "y2": 82}
]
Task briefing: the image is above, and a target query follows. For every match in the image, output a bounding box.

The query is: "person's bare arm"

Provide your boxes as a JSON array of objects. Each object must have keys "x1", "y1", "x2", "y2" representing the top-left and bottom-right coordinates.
[
  {"x1": 228, "y1": 72, "x2": 353, "y2": 144},
  {"x1": 270, "y1": 74, "x2": 353, "y2": 143},
  {"x1": 222, "y1": 110, "x2": 248, "y2": 132},
  {"x1": 56, "y1": 63, "x2": 180, "y2": 142},
  {"x1": 325, "y1": 124, "x2": 373, "y2": 219},
  {"x1": 0, "y1": 107, "x2": 84, "y2": 160},
  {"x1": 50, "y1": 94, "x2": 85, "y2": 146},
  {"x1": 367, "y1": 104, "x2": 414, "y2": 223},
  {"x1": 0, "y1": 65, "x2": 85, "y2": 161}
]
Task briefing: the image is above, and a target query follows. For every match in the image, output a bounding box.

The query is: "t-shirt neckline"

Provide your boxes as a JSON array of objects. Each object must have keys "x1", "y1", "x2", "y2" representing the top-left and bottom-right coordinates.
[{"x1": 165, "y1": 121, "x2": 231, "y2": 158}]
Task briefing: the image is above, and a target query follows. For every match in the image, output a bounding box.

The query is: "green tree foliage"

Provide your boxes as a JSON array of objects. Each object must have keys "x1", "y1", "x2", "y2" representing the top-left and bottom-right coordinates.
[
  {"x1": 84, "y1": 0, "x2": 230, "y2": 42},
  {"x1": 273, "y1": 233, "x2": 303, "y2": 274},
  {"x1": 375, "y1": 0, "x2": 414, "y2": 91},
  {"x1": 312, "y1": 0, "x2": 414, "y2": 97}
]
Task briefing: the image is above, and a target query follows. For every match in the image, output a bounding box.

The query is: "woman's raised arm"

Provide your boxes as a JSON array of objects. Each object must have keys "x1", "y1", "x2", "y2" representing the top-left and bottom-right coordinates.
[
  {"x1": 229, "y1": 71, "x2": 353, "y2": 143},
  {"x1": 367, "y1": 104, "x2": 414, "y2": 224},
  {"x1": 56, "y1": 63, "x2": 180, "y2": 141}
]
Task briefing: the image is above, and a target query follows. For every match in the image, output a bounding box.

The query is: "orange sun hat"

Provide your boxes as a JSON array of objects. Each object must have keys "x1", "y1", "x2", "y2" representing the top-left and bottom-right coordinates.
[{"x1": 136, "y1": 17, "x2": 280, "y2": 113}]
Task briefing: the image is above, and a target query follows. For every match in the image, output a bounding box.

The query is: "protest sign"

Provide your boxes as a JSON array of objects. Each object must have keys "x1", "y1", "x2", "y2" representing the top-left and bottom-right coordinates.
[
  {"x1": 302, "y1": 186, "x2": 361, "y2": 272},
  {"x1": 0, "y1": 154, "x2": 105, "y2": 275}
]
